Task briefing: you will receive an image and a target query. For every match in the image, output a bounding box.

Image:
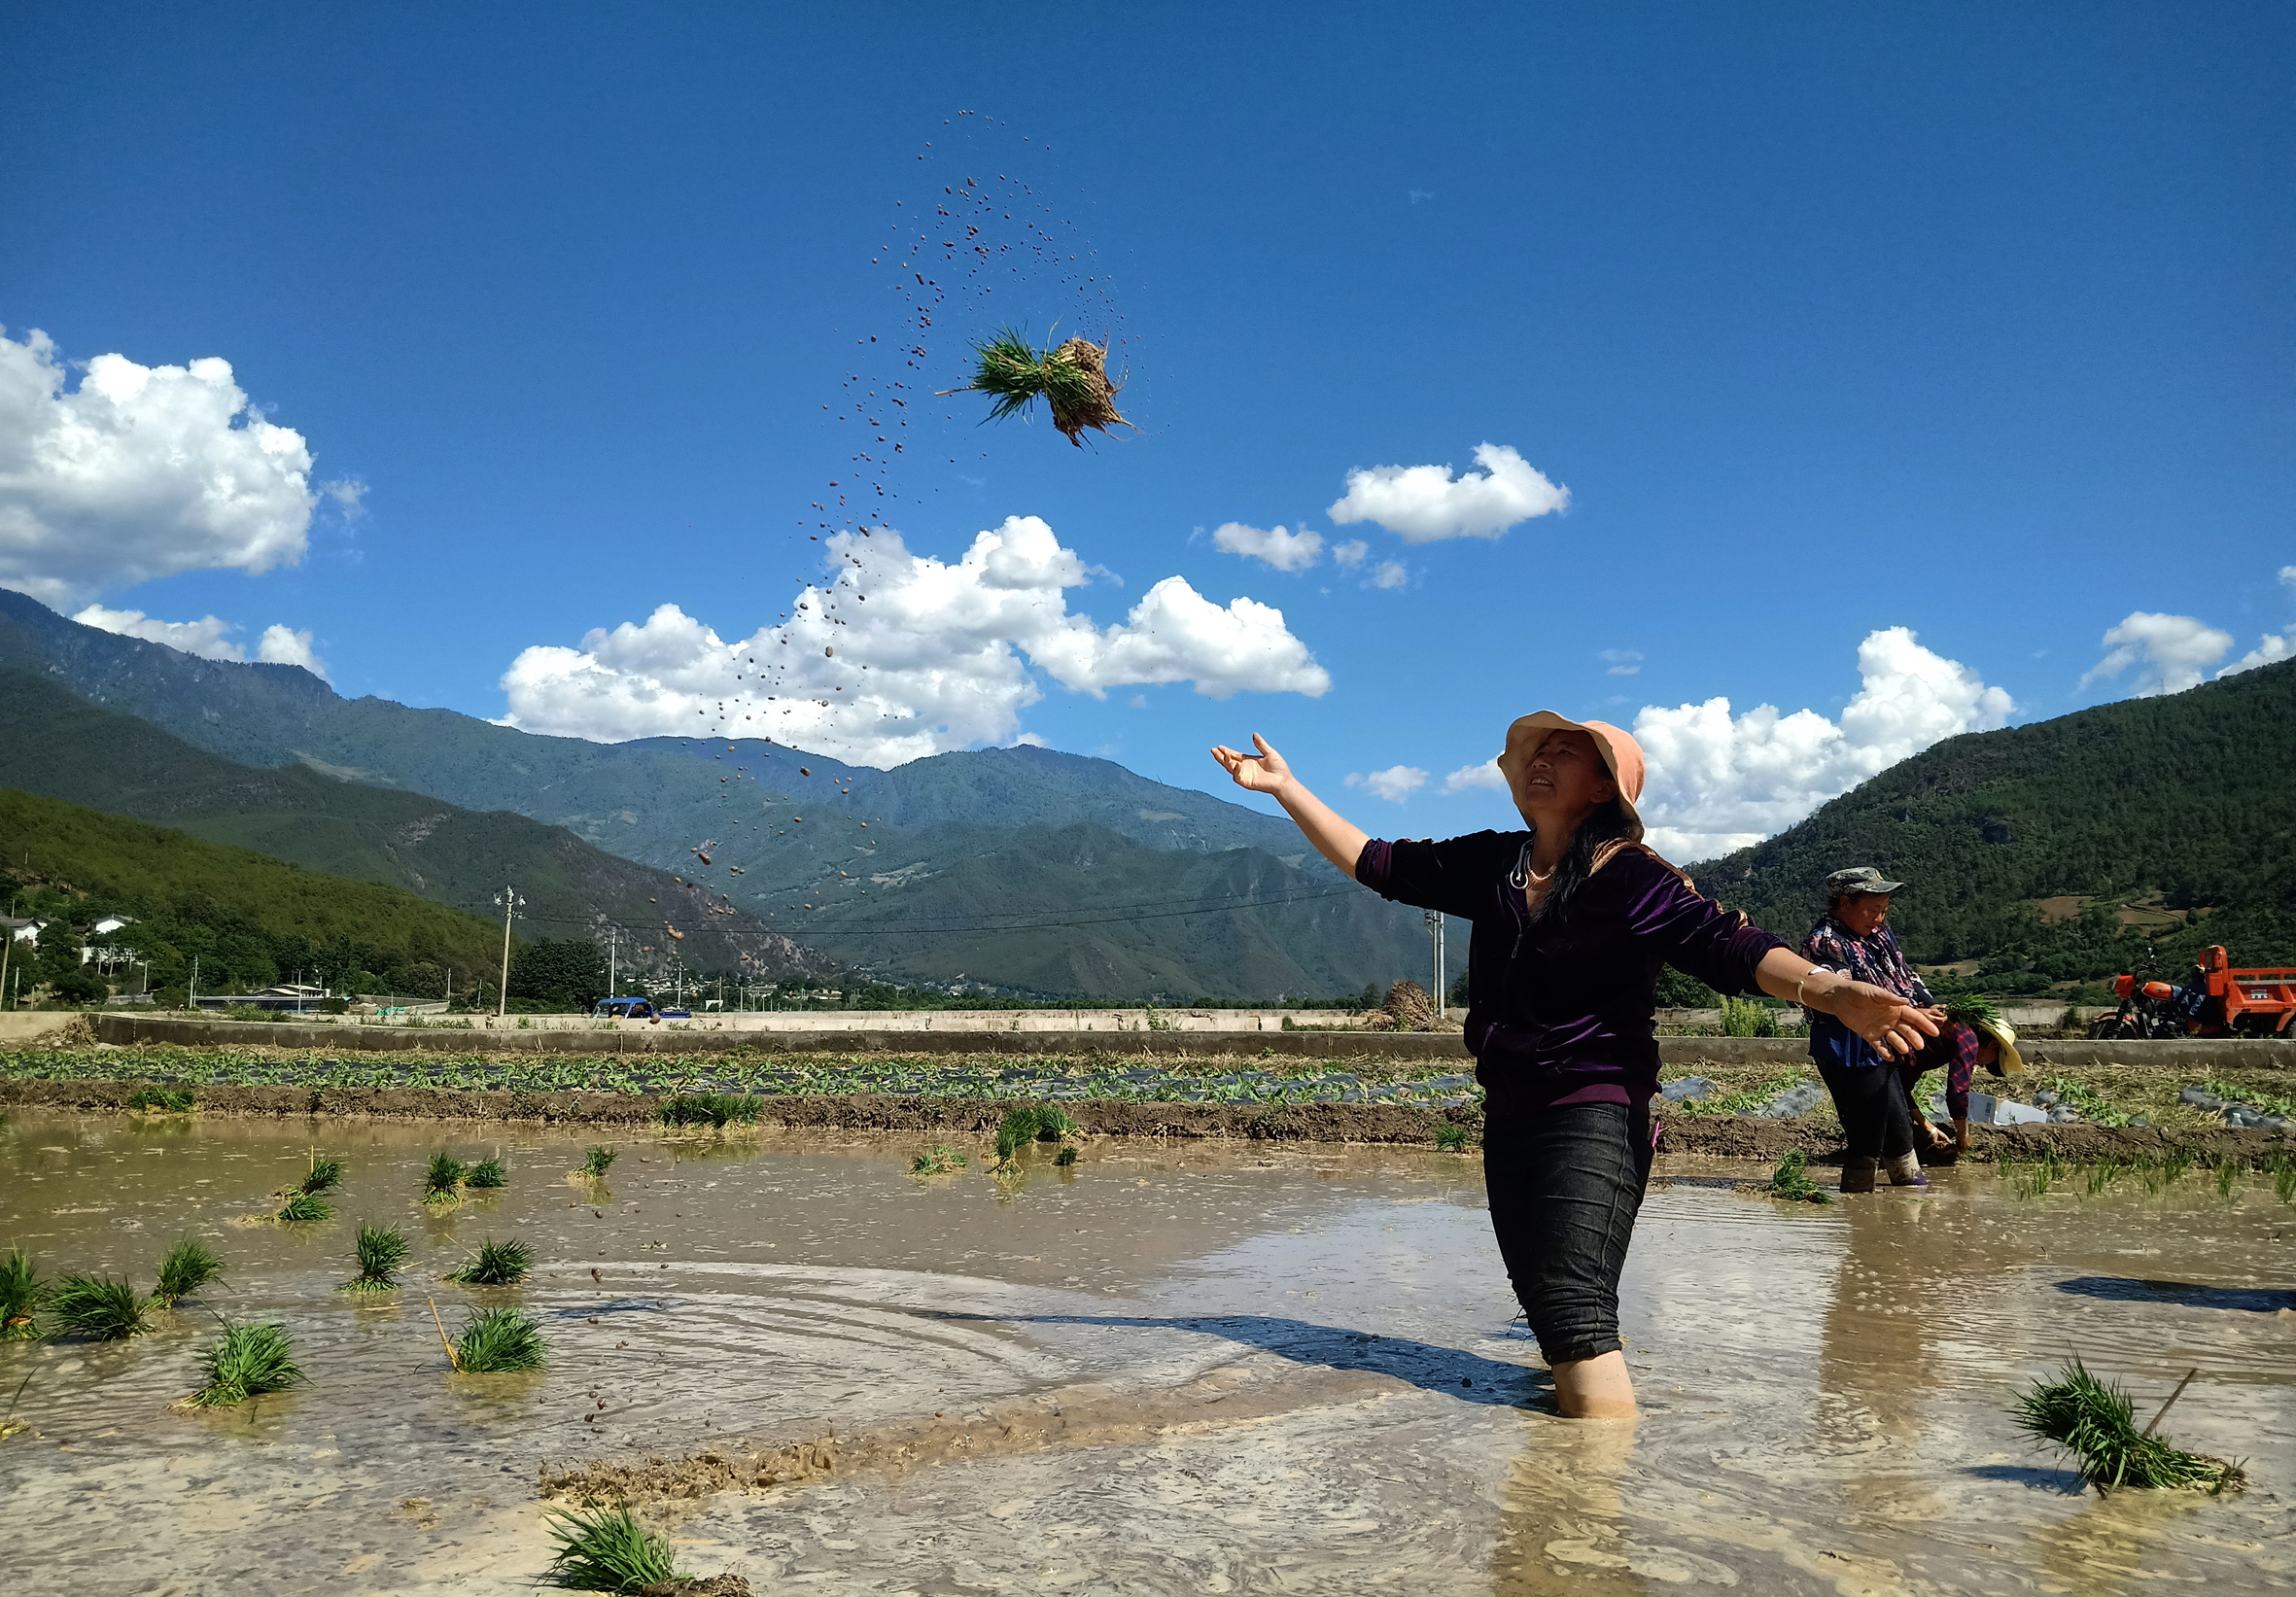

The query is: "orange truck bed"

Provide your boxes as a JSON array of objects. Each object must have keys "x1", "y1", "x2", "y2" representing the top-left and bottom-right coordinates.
[{"x1": 2197, "y1": 946, "x2": 2296, "y2": 1035}]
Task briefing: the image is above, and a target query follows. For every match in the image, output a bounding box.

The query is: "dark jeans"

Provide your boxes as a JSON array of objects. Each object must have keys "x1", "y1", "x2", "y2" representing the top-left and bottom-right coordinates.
[
  {"x1": 1817, "y1": 1061, "x2": 1916, "y2": 1162},
  {"x1": 1481, "y1": 1101, "x2": 1653, "y2": 1364}
]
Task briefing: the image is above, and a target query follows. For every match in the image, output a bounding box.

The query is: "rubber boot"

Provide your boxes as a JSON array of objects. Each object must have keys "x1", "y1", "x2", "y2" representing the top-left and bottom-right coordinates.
[
  {"x1": 1840, "y1": 1157, "x2": 1877, "y2": 1194},
  {"x1": 1884, "y1": 1151, "x2": 1927, "y2": 1188}
]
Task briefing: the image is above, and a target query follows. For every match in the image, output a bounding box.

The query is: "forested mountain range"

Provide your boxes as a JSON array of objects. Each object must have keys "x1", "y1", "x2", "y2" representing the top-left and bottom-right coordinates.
[
  {"x1": 0, "y1": 591, "x2": 1430, "y2": 999},
  {"x1": 1695, "y1": 657, "x2": 2296, "y2": 989}
]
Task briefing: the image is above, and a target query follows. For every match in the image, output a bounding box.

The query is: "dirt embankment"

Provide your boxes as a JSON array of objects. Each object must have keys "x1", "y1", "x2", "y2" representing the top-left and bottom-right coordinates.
[{"x1": 5, "y1": 1076, "x2": 2290, "y2": 1164}]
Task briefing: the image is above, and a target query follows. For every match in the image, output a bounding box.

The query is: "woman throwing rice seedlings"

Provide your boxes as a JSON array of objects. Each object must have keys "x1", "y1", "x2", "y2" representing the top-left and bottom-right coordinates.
[{"x1": 1212, "y1": 714, "x2": 1936, "y2": 1418}]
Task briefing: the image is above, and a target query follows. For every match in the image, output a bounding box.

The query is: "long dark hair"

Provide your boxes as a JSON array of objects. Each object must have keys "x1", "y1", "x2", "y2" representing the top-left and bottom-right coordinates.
[{"x1": 1517, "y1": 797, "x2": 1636, "y2": 926}]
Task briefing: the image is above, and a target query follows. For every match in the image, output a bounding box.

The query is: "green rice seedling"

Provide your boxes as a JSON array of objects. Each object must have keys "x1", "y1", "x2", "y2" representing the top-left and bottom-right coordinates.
[
  {"x1": 1760, "y1": 1148, "x2": 1832, "y2": 1204},
  {"x1": 125, "y1": 1087, "x2": 195, "y2": 1112},
  {"x1": 423, "y1": 1153, "x2": 468, "y2": 1203},
  {"x1": 994, "y1": 1105, "x2": 1077, "y2": 1163},
  {"x1": 183, "y1": 1320, "x2": 302, "y2": 1408},
  {"x1": 341, "y1": 1225, "x2": 411, "y2": 1294},
  {"x1": 465, "y1": 1158, "x2": 506, "y2": 1190},
  {"x1": 2269, "y1": 1153, "x2": 2296, "y2": 1206},
  {"x1": 1, "y1": 1249, "x2": 45, "y2": 1339},
  {"x1": 446, "y1": 1238, "x2": 533, "y2": 1286},
  {"x1": 2047, "y1": 1078, "x2": 2132, "y2": 1128},
  {"x1": 2083, "y1": 1160, "x2": 2128, "y2": 1198},
  {"x1": 937, "y1": 326, "x2": 1133, "y2": 447},
  {"x1": 2214, "y1": 1159, "x2": 2239, "y2": 1199},
  {"x1": 274, "y1": 1190, "x2": 335, "y2": 1224},
  {"x1": 296, "y1": 1155, "x2": 345, "y2": 1195},
  {"x1": 542, "y1": 1502, "x2": 683, "y2": 1591},
  {"x1": 2012, "y1": 1149, "x2": 2065, "y2": 1199},
  {"x1": 155, "y1": 1237, "x2": 226, "y2": 1306},
  {"x1": 2012, "y1": 1357, "x2": 2244, "y2": 1493},
  {"x1": 2160, "y1": 1147, "x2": 2194, "y2": 1185},
  {"x1": 578, "y1": 1146, "x2": 616, "y2": 1178},
  {"x1": 911, "y1": 1144, "x2": 968, "y2": 1175},
  {"x1": 454, "y1": 1306, "x2": 547, "y2": 1372},
  {"x1": 655, "y1": 1093, "x2": 763, "y2": 1129},
  {"x1": 47, "y1": 1274, "x2": 156, "y2": 1341},
  {"x1": 1434, "y1": 1123, "x2": 1475, "y2": 1152},
  {"x1": 1053, "y1": 1145, "x2": 1079, "y2": 1167}
]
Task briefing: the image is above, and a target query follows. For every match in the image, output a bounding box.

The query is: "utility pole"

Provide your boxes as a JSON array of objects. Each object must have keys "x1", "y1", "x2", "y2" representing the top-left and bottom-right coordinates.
[
  {"x1": 607, "y1": 925, "x2": 618, "y2": 999},
  {"x1": 494, "y1": 885, "x2": 524, "y2": 1019},
  {"x1": 1425, "y1": 910, "x2": 1446, "y2": 1020},
  {"x1": 190, "y1": 955, "x2": 199, "y2": 1013}
]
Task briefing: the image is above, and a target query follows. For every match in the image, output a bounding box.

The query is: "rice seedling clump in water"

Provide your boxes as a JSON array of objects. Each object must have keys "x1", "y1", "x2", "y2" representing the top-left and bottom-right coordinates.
[
  {"x1": 2013, "y1": 1356, "x2": 2244, "y2": 1492},
  {"x1": 274, "y1": 1190, "x2": 334, "y2": 1224},
  {"x1": 579, "y1": 1146, "x2": 617, "y2": 1178},
  {"x1": 447, "y1": 1238, "x2": 533, "y2": 1286},
  {"x1": 1761, "y1": 1148, "x2": 1832, "y2": 1204},
  {"x1": 543, "y1": 1502, "x2": 681, "y2": 1590},
  {"x1": 424, "y1": 1153, "x2": 468, "y2": 1203},
  {"x1": 911, "y1": 1144, "x2": 967, "y2": 1175},
  {"x1": 48, "y1": 1275, "x2": 156, "y2": 1341},
  {"x1": 155, "y1": 1237, "x2": 225, "y2": 1305},
  {"x1": 456, "y1": 1306, "x2": 546, "y2": 1372},
  {"x1": 296, "y1": 1155, "x2": 345, "y2": 1195},
  {"x1": 656, "y1": 1093, "x2": 762, "y2": 1129},
  {"x1": 1434, "y1": 1123, "x2": 1475, "y2": 1152},
  {"x1": 1, "y1": 1249, "x2": 46, "y2": 1339},
  {"x1": 465, "y1": 1157, "x2": 506, "y2": 1190},
  {"x1": 125, "y1": 1087, "x2": 195, "y2": 1112},
  {"x1": 341, "y1": 1225, "x2": 411, "y2": 1294},
  {"x1": 185, "y1": 1321, "x2": 302, "y2": 1408},
  {"x1": 994, "y1": 1104, "x2": 1076, "y2": 1163}
]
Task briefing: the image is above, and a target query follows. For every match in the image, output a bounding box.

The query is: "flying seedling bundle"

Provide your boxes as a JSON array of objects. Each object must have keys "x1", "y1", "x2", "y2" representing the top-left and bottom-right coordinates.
[{"x1": 941, "y1": 328, "x2": 1132, "y2": 447}]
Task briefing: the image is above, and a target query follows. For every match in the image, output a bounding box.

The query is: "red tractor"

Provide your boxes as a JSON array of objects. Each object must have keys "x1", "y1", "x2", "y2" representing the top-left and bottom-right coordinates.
[{"x1": 2091, "y1": 945, "x2": 2296, "y2": 1038}]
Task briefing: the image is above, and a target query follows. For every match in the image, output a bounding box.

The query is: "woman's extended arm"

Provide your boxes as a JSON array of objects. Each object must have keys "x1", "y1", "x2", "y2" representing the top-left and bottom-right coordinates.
[
  {"x1": 1755, "y1": 947, "x2": 1940, "y2": 1059},
  {"x1": 1210, "y1": 734, "x2": 1370, "y2": 879}
]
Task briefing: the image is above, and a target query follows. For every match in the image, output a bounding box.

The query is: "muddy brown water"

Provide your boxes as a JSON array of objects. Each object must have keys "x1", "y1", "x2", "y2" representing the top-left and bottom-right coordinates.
[{"x1": 3, "y1": 1114, "x2": 2291, "y2": 1595}]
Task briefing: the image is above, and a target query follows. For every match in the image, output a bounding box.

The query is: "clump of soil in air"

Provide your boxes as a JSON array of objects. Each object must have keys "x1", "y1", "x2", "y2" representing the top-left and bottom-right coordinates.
[
  {"x1": 939, "y1": 327, "x2": 1132, "y2": 446},
  {"x1": 2014, "y1": 1357, "x2": 2244, "y2": 1493},
  {"x1": 183, "y1": 1320, "x2": 302, "y2": 1408},
  {"x1": 1363, "y1": 980, "x2": 1437, "y2": 1032},
  {"x1": 155, "y1": 1237, "x2": 226, "y2": 1305}
]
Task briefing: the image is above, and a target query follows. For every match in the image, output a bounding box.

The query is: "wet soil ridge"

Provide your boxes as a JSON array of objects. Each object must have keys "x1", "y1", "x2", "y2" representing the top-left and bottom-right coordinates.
[
  {"x1": 6, "y1": 1075, "x2": 2291, "y2": 1163},
  {"x1": 540, "y1": 1364, "x2": 1406, "y2": 1508}
]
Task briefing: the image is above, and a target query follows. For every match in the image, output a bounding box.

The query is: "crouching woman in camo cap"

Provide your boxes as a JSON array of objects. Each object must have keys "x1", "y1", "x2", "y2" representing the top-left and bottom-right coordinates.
[{"x1": 1213, "y1": 715, "x2": 1936, "y2": 1418}]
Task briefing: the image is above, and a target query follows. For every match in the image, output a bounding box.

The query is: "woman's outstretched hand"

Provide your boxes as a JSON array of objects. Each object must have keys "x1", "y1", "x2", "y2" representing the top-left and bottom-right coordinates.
[
  {"x1": 1830, "y1": 980, "x2": 1942, "y2": 1059},
  {"x1": 1210, "y1": 733, "x2": 1292, "y2": 796}
]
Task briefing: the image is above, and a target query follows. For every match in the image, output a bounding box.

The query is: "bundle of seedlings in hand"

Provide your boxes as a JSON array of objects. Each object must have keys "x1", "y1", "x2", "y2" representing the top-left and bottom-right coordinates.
[
  {"x1": 423, "y1": 1153, "x2": 469, "y2": 1204},
  {"x1": 296, "y1": 1155, "x2": 345, "y2": 1196},
  {"x1": 542, "y1": 1502, "x2": 683, "y2": 1591},
  {"x1": 578, "y1": 1146, "x2": 617, "y2": 1178},
  {"x1": 938, "y1": 326, "x2": 1133, "y2": 447},
  {"x1": 47, "y1": 1274, "x2": 156, "y2": 1341},
  {"x1": 154, "y1": 1237, "x2": 226, "y2": 1306},
  {"x1": 2012, "y1": 1357, "x2": 2243, "y2": 1493},
  {"x1": 994, "y1": 1104, "x2": 1077, "y2": 1165},
  {"x1": 183, "y1": 1320, "x2": 303, "y2": 1408},
  {"x1": 1, "y1": 1249, "x2": 46, "y2": 1339},
  {"x1": 446, "y1": 1238, "x2": 533, "y2": 1286},
  {"x1": 656, "y1": 1093, "x2": 763, "y2": 1130},
  {"x1": 340, "y1": 1225, "x2": 411, "y2": 1294},
  {"x1": 911, "y1": 1144, "x2": 968, "y2": 1175},
  {"x1": 274, "y1": 1190, "x2": 335, "y2": 1224},
  {"x1": 1760, "y1": 1148, "x2": 1832, "y2": 1204},
  {"x1": 454, "y1": 1305, "x2": 547, "y2": 1372},
  {"x1": 465, "y1": 1158, "x2": 507, "y2": 1190}
]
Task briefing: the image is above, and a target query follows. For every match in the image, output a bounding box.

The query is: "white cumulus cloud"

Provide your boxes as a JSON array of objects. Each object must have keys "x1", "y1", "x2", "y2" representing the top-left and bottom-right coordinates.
[
  {"x1": 1211, "y1": 521, "x2": 1323, "y2": 573},
  {"x1": 1346, "y1": 765, "x2": 1429, "y2": 803},
  {"x1": 1444, "y1": 759, "x2": 1505, "y2": 793},
  {"x1": 71, "y1": 604, "x2": 328, "y2": 678},
  {"x1": 1327, "y1": 443, "x2": 1569, "y2": 543},
  {"x1": 1632, "y1": 627, "x2": 2013, "y2": 863},
  {"x1": 1370, "y1": 561, "x2": 1409, "y2": 590},
  {"x1": 499, "y1": 516, "x2": 1331, "y2": 765},
  {"x1": 2080, "y1": 612, "x2": 2234, "y2": 697},
  {"x1": 0, "y1": 328, "x2": 318, "y2": 608},
  {"x1": 1331, "y1": 538, "x2": 1369, "y2": 569}
]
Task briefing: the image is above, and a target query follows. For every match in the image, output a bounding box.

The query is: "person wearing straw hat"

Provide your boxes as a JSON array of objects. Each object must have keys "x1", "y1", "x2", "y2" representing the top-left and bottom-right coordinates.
[{"x1": 1212, "y1": 714, "x2": 1936, "y2": 1419}]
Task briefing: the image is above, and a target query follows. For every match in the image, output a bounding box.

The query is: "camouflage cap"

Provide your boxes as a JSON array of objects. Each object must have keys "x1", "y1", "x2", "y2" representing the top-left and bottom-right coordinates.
[{"x1": 1826, "y1": 865, "x2": 1904, "y2": 897}]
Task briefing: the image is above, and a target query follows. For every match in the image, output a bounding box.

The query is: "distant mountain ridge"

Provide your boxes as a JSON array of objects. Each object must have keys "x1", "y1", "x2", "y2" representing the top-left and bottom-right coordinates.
[{"x1": 0, "y1": 591, "x2": 1428, "y2": 998}]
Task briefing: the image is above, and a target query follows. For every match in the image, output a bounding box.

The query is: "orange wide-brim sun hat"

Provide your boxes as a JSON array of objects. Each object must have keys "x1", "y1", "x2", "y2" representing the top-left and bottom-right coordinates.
[{"x1": 1494, "y1": 712, "x2": 1649, "y2": 843}]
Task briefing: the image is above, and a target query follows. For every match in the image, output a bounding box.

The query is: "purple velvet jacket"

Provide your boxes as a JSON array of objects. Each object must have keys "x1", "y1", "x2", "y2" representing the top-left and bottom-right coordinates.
[{"x1": 1357, "y1": 831, "x2": 1786, "y2": 1117}]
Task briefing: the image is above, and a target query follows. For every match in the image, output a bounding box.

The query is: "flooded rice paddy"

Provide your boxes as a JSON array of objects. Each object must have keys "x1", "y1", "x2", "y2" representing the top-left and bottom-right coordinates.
[{"x1": 4, "y1": 1111, "x2": 2292, "y2": 1595}]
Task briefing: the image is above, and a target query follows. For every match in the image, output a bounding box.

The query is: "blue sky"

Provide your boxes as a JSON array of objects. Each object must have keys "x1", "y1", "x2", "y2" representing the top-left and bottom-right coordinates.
[{"x1": 3, "y1": 2, "x2": 2289, "y2": 858}]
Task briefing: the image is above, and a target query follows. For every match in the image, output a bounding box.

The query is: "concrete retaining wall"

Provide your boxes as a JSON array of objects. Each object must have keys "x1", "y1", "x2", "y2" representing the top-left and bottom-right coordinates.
[{"x1": 39, "y1": 1013, "x2": 2293, "y2": 1070}]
